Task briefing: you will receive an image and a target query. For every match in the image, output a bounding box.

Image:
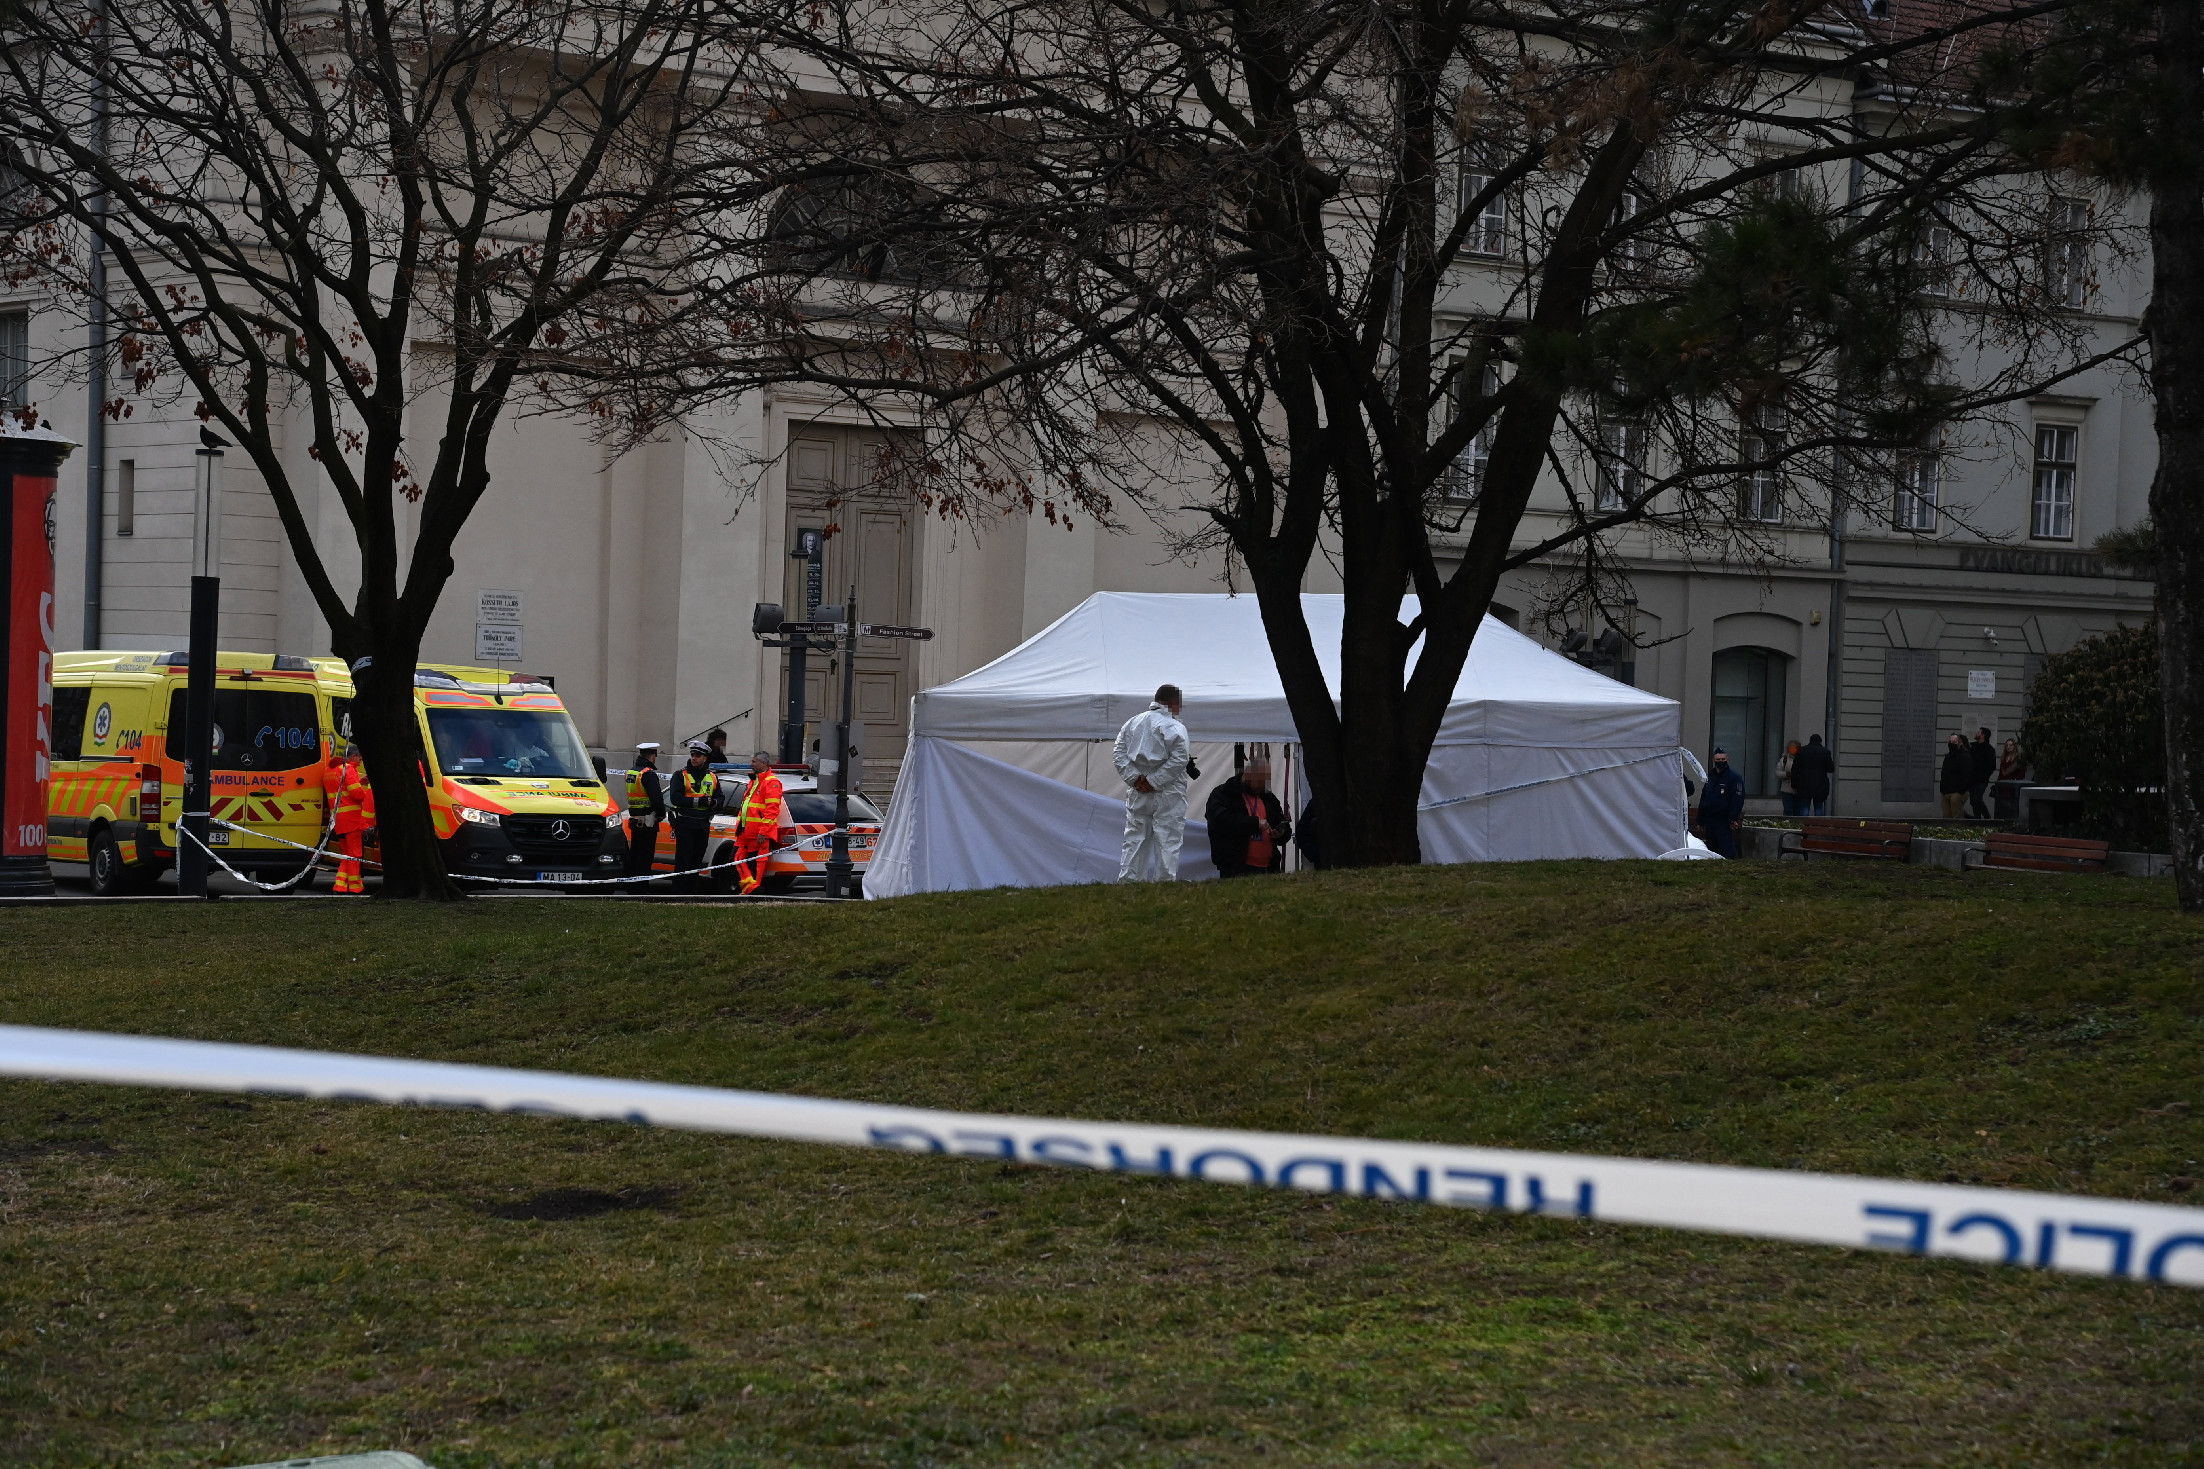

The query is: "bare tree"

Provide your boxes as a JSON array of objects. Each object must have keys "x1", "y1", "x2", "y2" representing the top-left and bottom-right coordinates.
[
  {"x1": 742, "y1": 0, "x2": 2130, "y2": 866},
  {"x1": 0, "y1": 0, "x2": 800, "y2": 895}
]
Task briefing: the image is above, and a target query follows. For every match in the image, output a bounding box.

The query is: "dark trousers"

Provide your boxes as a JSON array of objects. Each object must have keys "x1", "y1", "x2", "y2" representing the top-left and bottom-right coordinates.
[
  {"x1": 626, "y1": 819, "x2": 658, "y2": 879},
  {"x1": 1704, "y1": 822, "x2": 1740, "y2": 859},
  {"x1": 671, "y1": 821, "x2": 710, "y2": 891},
  {"x1": 1967, "y1": 783, "x2": 1991, "y2": 820}
]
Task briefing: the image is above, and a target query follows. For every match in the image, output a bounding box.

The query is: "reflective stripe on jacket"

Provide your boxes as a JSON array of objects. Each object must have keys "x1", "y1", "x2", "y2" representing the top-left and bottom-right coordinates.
[
  {"x1": 331, "y1": 760, "x2": 376, "y2": 835},
  {"x1": 625, "y1": 765, "x2": 664, "y2": 818},
  {"x1": 669, "y1": 765, "x2": 719, "y2": 823},
  {"x1": 736, "y1": 772, "x2": 784, "y2": 841}
]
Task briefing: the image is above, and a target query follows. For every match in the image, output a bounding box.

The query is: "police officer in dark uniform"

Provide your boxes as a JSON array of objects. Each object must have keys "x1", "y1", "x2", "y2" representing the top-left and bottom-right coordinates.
[
  {"x1": 1698, "y1": 745, "x2": 1747, "y2": 858},
  {"x1": 667, "y1": 740, "x2": 721, "y2": 892},
  {"x1": 623, "y1": 742, "x2": 666, "y2": 879}
]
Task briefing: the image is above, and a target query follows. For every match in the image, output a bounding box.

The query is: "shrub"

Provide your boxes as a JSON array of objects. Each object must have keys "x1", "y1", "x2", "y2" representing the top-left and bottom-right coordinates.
[{"x1": 2019, "y1": 622, "x2": 2166, "y2": 851}]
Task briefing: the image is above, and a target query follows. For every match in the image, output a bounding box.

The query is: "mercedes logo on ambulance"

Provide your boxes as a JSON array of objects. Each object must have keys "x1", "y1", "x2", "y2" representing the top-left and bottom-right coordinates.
[{"x1": 549, "y1": 818, "x2": 572, "y2": 842}]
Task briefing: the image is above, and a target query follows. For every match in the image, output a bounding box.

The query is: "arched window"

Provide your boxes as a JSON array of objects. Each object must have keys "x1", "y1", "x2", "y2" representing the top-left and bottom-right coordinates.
[
  {"x1": 1710, "y1": 646, "x2": 1790, "y2": 797},
  {"x1": 767, "y1": 171, "x2": 951, "y2": 285}
]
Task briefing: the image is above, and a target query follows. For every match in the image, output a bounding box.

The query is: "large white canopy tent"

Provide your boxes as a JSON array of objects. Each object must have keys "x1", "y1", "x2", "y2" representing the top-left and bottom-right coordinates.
[{"x1": 864, "y1": 592, "x2": 1685, "y2": 898}]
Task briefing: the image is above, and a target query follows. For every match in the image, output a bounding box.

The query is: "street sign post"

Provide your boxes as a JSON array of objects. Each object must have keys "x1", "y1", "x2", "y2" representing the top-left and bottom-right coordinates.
[{"x1": 800, "y1": 600, "x2": 933, "y2": 898}]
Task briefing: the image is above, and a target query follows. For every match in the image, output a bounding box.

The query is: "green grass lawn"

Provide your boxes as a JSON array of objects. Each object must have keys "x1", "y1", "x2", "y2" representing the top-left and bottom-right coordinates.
[{"x1": 2, "y1": 862, "x2": 2200, "y2": 1468}]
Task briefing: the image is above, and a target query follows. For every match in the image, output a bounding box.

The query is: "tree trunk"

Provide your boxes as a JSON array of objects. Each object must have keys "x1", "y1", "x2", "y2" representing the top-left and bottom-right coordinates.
[
  {"x1": 2150, "y1": 0, "x2": 2204, "y2": 911},
  {"x1": 348, "y1": 647, "x2": 465, "y2": 901}
]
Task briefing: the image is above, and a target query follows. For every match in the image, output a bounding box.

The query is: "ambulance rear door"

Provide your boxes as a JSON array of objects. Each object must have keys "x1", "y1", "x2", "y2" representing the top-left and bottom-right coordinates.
[{"x1": 162, "y1": 680, "x2": 330, "y2": 850}]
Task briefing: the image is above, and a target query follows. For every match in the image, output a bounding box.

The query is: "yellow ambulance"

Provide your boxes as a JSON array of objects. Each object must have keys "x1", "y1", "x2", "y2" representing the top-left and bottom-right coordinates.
[
  {"x1": 47, "y1": 650, "x2": 333, "y2": 893},
  {"x1": 313, "y1": 660, "x2": 627, "y2": 886}
]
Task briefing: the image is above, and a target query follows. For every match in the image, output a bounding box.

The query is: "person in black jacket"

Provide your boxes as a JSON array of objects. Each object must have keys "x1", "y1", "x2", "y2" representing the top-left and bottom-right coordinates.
[
  {"x1": 1938, "y1": 733, "x2": 1972, "y2": 818},
  {"x1": 1967, "y1": 726, "x2": 1997, "y2": 819},
  {"x1": 1205, "y1": 758, "x2": 1292, "y2": 877},
  {"x1": 1697, "y1": 747, "x2": 1746, "y2": 857},
  {"x1": 1787, "y1": 733, "x2": 1836, "y2": 816}
]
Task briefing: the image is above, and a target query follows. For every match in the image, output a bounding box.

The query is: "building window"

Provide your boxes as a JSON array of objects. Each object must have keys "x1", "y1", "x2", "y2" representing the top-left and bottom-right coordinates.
[
  {"x1": 1894, "y1": 441, "x2": 1939, "y2": 532},
  {"x1": 1915, "y1": 216, "x2": 1955, "y2": 297},
  {"x1": 2048, "y1": 196, "x2": 2092, "y2": 309},
  {"x1": 1459, "y1": 147, "x2": 1508, "y2": 259},
  {"x1": 1596, "y1": 417, "x2": 1646, "y2": 512},
  {"x1": 0, "y1": 311, "x2": 26, "y2": 412},
  {"x1": 1740, "y1": 401, "x2": 1785, "y2": 524},
  {"x1": 1445, "y1": 359, "x2": 1499, "y2": 502},
  {"x1": 2031, "y1": 424, "x2": 2077, "y2": 540},
  {"x1": 1610, "y1": 190, "x2": 1654, "y2": 275},
  {"x1": 117, "y1": 458, "x2": 135, "y2": 537}
]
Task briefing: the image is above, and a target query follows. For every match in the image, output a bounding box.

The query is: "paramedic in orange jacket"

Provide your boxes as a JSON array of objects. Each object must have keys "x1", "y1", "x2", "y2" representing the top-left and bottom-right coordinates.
[
  {"x1": 732, "y1": 749, "x2": 785, "y2": 893},
  {"x1": 328, "y1": 743, "x2": 376, "y2": 894}
]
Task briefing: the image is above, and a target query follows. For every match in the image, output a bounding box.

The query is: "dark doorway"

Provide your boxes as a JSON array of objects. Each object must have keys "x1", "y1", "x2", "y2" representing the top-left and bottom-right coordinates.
[{"x1": 1710, "y1": 647, "x2": 1789, "y2": 797}]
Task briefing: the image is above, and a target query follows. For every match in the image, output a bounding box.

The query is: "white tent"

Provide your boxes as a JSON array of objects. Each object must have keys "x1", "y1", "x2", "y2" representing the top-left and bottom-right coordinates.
[{"x1": 865, "y1": 592, "x2": 1684, "y2": 897}]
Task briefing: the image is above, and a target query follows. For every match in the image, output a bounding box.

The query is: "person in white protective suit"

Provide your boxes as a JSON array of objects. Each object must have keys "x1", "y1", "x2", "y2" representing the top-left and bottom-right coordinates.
[{"x1": 1113, "y1": 683, "x2": 1193, "y2": 881}]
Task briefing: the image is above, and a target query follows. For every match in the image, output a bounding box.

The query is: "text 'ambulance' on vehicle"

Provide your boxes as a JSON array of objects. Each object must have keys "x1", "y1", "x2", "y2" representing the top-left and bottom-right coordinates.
[{"x1": 47, "y1": 650, "x2": 332, "y2": 893}]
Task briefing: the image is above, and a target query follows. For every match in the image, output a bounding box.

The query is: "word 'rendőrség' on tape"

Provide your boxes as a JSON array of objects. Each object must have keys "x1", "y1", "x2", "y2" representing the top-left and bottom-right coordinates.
[{"x1": 1, "y1": 1024, "x2": 2198, "y2": 1286}]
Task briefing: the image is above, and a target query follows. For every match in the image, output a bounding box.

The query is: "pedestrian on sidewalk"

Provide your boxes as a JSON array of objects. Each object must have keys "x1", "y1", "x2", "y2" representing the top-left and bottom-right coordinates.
[
  {"x1": 1967, "y1": 727, "x2": 1997, "y2": 819},
  {"x1": 1789, "y1": 733, "x2": 1835, "y2": 817},
  {"x1": 1939, "y1": 733, "x2": 1972, "y2": 818}
]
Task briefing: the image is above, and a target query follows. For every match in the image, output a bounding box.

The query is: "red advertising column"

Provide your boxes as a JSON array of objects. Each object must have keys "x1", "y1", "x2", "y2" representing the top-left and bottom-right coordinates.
[{"x1": 1, "y1": 426, "x2": 76, "y2": 897}]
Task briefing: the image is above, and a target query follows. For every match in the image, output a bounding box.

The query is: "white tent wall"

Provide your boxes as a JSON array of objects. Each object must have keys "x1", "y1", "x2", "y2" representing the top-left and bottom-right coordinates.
[
  {"x1": 957, "y1": 739, "x2": 1243, "y2": 806},
  {"x1": 864, "y1": 594, "x2": 1686, "y2": 899}
]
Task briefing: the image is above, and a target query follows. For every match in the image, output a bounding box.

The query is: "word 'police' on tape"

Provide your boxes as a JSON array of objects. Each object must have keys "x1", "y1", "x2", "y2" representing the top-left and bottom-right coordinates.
[{"x1": 1, "y1": 1023, "x2": 2198, "y2": 1286}]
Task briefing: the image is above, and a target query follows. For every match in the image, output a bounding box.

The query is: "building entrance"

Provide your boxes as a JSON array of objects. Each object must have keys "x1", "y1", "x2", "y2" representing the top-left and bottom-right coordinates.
[
  {"x1": 1711, "y1": 646, "x2": 1789, "y2": 798},
  {"x1": 782, "y1": 427, "x2": 917, "y2": 793}
]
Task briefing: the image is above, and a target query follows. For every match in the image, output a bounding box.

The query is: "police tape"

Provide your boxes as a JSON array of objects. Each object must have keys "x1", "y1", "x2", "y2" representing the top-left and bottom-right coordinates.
[
  {"x1": 182, "y1": 818, "x2": 339, "y2": 893},
  {"x1": 189, "y1": 819, "x2": 800, "y2": 890},
  {"x1": 1, "y1": 1023, "x2": 2198, "y2": 1286}
]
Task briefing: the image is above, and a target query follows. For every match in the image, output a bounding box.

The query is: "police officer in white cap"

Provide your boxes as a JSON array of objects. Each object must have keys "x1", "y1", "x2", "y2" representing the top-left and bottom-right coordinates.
[
  {"x1": 623, "y1": 742, "x2": 665, "y2": 879},
  {"x1": 667, "y1": 740, "x2": 722, "y2": 891}
]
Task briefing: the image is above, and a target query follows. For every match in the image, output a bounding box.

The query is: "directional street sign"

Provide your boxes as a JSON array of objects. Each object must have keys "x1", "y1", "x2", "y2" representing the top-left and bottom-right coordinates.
[{"x1": 777, "y1": 621, "x2": 935, "y2": 641}]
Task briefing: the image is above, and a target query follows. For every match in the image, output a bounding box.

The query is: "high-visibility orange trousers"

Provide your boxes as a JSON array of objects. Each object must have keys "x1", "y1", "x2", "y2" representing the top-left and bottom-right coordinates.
[
  {"x1": 334, "y1": 832, "x2": 367, "y2": 894},
  {"x1": 734, "y1": 836, "x2": 774, "y2": 894}
]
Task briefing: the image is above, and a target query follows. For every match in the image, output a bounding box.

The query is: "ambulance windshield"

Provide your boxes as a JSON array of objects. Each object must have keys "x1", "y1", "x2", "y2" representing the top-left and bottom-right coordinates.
[{"x1": 427, "y1": 707, "x2": 593, "y2": 779}]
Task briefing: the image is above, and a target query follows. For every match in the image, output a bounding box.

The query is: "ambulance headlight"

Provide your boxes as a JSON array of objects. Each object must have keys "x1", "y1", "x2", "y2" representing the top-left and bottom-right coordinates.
[{"x1": 457, "y1": 806, "x2": 502, "y2": 826}]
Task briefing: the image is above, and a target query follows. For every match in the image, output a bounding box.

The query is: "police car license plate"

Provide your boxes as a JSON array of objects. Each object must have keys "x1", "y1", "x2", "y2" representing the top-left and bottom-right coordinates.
[{"x1": 538, "y1": 870, "x2": 585, "y2": 882}]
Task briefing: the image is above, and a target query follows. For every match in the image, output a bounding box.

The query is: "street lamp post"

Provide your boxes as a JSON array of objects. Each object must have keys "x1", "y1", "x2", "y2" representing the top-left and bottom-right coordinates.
[{"x1": 178, "y1": 442, "x2": 222, "y2": 898}]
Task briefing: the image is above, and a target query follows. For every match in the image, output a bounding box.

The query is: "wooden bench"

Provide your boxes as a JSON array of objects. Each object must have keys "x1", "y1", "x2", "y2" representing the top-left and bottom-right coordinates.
[
  {"x1": 1965, "y1": 831, "x2": 2112, "y2": 874},
  {"x1": 1777, "y1": 817, "x2": 1913, "y2": 862}
]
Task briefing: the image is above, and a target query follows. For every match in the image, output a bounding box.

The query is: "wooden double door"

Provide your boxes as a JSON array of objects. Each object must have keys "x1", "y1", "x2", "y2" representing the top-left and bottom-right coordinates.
[{"x1": 781, "y1": 426, "x2": 917, "y2": 791}]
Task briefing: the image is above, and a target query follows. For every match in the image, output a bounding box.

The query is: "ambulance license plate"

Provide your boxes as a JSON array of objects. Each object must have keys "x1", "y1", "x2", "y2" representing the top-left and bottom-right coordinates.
[
  {"x1": 207, "y1": 828, "x2": 230, "y2": 845},
  {"x1": 538, "y1": 870, "x2": 585, "y2": 882}
]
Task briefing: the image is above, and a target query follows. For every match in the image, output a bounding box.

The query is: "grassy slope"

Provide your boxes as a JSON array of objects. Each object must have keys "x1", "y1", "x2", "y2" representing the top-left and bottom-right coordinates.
[{"x1": 1, "y1": 862, "x2": 2200, "y2": 1468}]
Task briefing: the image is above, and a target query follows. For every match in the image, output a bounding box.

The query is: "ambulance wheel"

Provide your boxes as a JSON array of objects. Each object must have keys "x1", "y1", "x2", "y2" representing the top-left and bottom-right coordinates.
[{"x1": 87, "y1": 828, "x2": 145, "y2": 897}]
